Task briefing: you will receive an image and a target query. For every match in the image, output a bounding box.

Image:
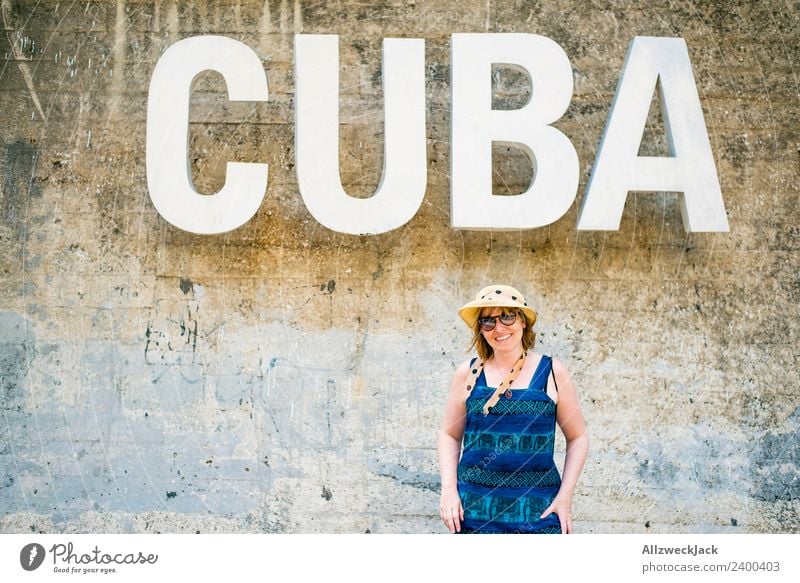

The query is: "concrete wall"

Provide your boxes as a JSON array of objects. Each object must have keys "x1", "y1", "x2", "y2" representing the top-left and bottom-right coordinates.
[{"x1": 1, "y1": 0, "x2": 797, "y2": 533}]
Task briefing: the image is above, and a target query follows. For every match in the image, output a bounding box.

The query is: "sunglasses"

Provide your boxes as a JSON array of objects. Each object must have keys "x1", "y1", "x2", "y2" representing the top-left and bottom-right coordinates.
[{"x1": 477, "y1": 312, "x2": 518, "y2": 331}]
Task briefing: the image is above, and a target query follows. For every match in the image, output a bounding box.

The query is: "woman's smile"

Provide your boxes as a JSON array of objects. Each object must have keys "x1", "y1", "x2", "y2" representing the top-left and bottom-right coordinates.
[{"x1": 480, "y1": 308, "x2": 524, "y2": 352}]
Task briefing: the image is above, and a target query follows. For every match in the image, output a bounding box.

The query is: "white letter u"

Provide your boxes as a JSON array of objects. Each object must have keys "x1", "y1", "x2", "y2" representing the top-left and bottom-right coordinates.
[{"x1": 295, "y1": 35, "x2": 427, "y2": 235}]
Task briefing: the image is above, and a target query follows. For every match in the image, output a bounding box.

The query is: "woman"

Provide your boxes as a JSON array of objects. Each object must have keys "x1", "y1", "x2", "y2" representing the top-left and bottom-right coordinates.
[{"x1": 438, "y1": 284, "x2": 588, "y2": 533}]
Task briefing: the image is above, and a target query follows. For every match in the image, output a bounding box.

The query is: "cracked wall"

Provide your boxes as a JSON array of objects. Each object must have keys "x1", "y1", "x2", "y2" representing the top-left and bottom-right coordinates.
[{"x1": 0, "y1": 0, "x2": 798, "y2": 533}]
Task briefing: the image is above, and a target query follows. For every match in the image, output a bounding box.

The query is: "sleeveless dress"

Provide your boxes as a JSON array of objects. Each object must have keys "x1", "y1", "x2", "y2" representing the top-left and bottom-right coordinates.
[{"x1": 457, "y1": 354, "x2": 562, "y2": 533}]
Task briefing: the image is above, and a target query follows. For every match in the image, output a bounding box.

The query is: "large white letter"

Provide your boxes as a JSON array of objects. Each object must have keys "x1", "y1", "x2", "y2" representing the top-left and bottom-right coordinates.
[
  {"x1": 295, "y1": 35, "x2": 427, "y2": 235},
  {"x1": 147, "y1": 36, "x2": 268, "y2": 234},
  {"x1": 578, "y1": 37, "x2": 729, "y2": 232},
  {"x1": 450, "y1": 33, "x2": 578, "y2": 230}
]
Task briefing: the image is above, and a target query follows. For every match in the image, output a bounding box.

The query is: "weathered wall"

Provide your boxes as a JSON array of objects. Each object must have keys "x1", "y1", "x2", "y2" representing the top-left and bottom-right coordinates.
[{"x1": 1, "y1": 0, "x2": 798, "y2": 533}]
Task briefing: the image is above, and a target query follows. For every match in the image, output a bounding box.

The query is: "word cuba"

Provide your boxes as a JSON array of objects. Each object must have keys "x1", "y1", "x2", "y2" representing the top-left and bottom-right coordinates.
[{"x1": 146, "y1": 34, "x2": 728, "y2": 235}]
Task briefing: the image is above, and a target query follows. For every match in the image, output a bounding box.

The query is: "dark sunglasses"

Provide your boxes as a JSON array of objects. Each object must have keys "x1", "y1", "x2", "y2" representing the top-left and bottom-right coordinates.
[{"x1": 477, "y1": 312, "x2": 517, "y2": 331}]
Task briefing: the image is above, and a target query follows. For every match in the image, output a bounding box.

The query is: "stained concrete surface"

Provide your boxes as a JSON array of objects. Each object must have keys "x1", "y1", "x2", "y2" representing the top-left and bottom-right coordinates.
[{"x1": 0, "y1": 0, "x2": 798, "y2": 533}]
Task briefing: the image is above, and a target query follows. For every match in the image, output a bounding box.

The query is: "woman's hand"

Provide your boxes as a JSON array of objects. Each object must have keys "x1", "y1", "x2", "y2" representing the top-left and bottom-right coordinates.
[
  {"x1": 439, "y1": 486, "x2": 464, "y2": 533},
  {"x1": 540, "y1": 494, "x2": 573, "y2": 533}
]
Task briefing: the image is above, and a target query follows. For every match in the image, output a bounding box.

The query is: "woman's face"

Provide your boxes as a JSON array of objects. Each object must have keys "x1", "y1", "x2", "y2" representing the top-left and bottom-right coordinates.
[{"x1": 479, "y1": 307, "x2": 525, "y2": 356}]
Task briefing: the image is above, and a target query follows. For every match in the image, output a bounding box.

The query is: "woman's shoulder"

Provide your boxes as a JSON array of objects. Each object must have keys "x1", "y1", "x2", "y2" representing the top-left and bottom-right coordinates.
[
  {"x1": 454, "y1": 355, "x2": 485, "y2": 381},
  {"x1": 446, "y1": 359, "x2": 475, "y2": 395},
  {"x1": 530, "y1": 351, "x2": 561, "y2": 364},
  {"x1": 527, "y1": 351, "x2": 549, "y2": 365},
  {"x1": 532, "y1": 352, "x2": 569, "y2": 376},
  {"x1": 546, "y1": 355, "x2": 575, "y2": 389},
  {"x1": 454, "y1": 358, "x2": 475, "y2": 376}
]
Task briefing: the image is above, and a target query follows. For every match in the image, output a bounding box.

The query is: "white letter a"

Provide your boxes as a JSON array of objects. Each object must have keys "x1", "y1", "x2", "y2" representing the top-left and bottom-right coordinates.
[{"x1": 578, "y1": 36, "x2": 729, "y2": 232}]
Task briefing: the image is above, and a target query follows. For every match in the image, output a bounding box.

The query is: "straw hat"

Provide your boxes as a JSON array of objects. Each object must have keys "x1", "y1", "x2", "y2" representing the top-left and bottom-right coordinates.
[{"x1": 458, "y1": 284, "x2": 537, "y2": 328}]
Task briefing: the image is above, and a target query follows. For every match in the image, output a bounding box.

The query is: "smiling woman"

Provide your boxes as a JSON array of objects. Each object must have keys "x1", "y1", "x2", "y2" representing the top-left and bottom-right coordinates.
[{"x1": 437, "y1": 284, "x2": 589, "y2": 534}]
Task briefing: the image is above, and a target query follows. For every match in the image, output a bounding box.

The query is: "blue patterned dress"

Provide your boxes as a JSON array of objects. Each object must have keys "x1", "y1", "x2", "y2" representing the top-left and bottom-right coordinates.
[{"x1": 457, "y1": 354, "x2": 562, "y2": 533}]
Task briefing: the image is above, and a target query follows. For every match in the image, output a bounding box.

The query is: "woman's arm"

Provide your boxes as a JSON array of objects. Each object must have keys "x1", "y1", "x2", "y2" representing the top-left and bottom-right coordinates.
[
  {"x1": 437, "y1": 360, "x2": 469, "y2": 533},
  {"x1": 540, "y1": 357, "x2": 589, "y2": 533}
]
